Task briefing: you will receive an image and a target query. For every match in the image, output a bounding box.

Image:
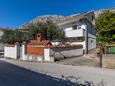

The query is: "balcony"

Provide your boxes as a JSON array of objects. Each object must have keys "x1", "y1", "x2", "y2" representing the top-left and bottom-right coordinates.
[{"x1": 65, "y1": 28, "x2": 84, "y2": 38}]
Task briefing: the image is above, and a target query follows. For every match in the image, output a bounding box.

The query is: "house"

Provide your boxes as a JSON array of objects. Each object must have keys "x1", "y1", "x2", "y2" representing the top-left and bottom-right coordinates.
[
  {"x1": 19, "y1": 11, "x2": 96, "y2": 54},
  {"x1": 57, "y1": 11, "x2": 96, "y2": 54}
]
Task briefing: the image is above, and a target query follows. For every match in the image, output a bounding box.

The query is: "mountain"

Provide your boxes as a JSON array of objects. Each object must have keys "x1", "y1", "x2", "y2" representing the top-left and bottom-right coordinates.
[
  {"x1": 30, "y1": 15, "x2": 66, "y2": 24},
  {"x1": 94, "y1": 8, "x2": 115, "y2": 18},
  {"x1": 21, "y1": 8, "x2": 115, "y2": 28}
]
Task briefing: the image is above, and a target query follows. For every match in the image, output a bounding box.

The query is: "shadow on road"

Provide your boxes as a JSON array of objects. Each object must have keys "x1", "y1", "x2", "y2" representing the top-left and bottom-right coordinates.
[{"x1": 0, "y1": 60, "x2": 87, "y2": 86}]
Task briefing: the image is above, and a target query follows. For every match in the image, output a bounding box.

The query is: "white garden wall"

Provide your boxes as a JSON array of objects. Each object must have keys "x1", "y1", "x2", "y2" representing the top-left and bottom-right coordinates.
[
  {"x1": 4, "y1": 45, "x2": 17, "y2": 59},
  {"x1": 44, "y1": 46, "x2": 83, "y2": 61},
  {"x1": 4, "y1": 43, "x2": 83, "y2": 62}
]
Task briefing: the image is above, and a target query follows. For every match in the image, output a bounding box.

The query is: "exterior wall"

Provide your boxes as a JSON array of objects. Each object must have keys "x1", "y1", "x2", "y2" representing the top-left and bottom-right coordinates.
[
  {"x1": 21, "y1": 44, "x2": 44, "y2": 61},
  {"x1": 0, "y1": 43, "x2": 4, "y2": 57},
  {"x1": 68, "y1": 41, "x2": 86, "y2": 50},
  {"x1": 88, "y1": 33, "x2": 96, "y2": 50},
  {"x1": 4, "y1": 44, "x2": 83, "y2": 62},
  {"x1": 86, "y1": 21, "x2": 96, "y2": 36},
  {"x1": 21, "y1": 44, "x2": 28, "y2": 60},
  {"x1": 44, "y1": 48, "x2": 51, "y2": 61},
  {"x1": 64, "y1": 24, "x2": 86, "y2": 38},
  {"x1": 85, "y1": 11, "x2": 95, "y2": 23},
  {"x1": 49, "y1": 46, "x2": 83, "y2": 60},
  {"x1": 65, "y1": 28, "x2": 83, "y2": 37},
  {"x1": 26, "y1": 54, "x2": 43, "y2": 61},
  {"x1": 0, "y1": 43, "x2": 4, "y2": 51},
  {"x1": 60, "y1": 19, "x2": 96, "y2": 53},
  {"x1": 62, "y1": 24, "x2": 87, "y2": 53},
  {"x1": 26, "y1": 46, "x2": 44, "y2": 56},
  {"x1": 51, "y1": 42, "x2": 61, "y2": 46},
  {"x1": 25, "y1": 45, "x2": 44, "y2": 61},
  {"x1": 84, "y1": 22, "x2": 96, "y2": 53},
  {"x1": 62, "y1": 23, "x2": 96, "y2": 53},
  {"x1": 4, "y1": 45, "x2": 17, "y2": 59}
]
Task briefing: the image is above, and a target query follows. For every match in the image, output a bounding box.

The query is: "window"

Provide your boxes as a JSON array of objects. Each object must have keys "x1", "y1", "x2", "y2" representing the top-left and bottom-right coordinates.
[
  {"x1": 77, "y1": 37, "x2": 84, "y2": 42},
  {"x1": 92, "y1": 16, "x2": 94, "y2": 21},
  {"x1": 72, "y1": 25, "x2": 77, "y2": 30},
  {"x1": 65, "y1": 37, "x2": 85, "y2": 42},
  {"x1": 91, "y1": 40, "x2": 93, "y2": 43},
  {"x1": 77, "y1": 26, "x2": 81, "y2": 29}
]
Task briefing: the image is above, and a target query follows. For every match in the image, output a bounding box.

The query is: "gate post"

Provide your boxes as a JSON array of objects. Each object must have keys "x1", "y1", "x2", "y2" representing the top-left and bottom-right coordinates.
[
  {"x1": 22, "y1": 42, "x2": 27, "y2": 60},
  {"x1": 15, "y1": 42, "x2": 20, "y2": 59}
]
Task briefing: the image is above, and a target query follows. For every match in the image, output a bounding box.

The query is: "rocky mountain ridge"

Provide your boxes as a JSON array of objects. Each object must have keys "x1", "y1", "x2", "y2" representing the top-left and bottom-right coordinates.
[{"x1": 21, "y1": 8, "x2": 115, "y2": 28}]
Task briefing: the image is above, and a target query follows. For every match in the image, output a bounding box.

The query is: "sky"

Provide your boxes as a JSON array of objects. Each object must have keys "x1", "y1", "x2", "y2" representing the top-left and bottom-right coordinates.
[{"x1": 0, "y1": 0, "x2": 115, "y2": 28}]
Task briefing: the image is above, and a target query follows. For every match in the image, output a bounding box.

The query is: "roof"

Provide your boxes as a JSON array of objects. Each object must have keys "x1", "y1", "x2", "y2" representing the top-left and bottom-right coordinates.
[
  {"x1": 57, "y1": 11, "x2": 94, "y2": 26},
  {"x1": 18, "y1": 28, "x2": 29, "y2": 32},
  {"x1": 57, "y1": 14, "x2": 84, "y2": 26},
  {"x1": 45, "y1": 44, "x2": 83, "y2": 48},
  {"x1": 28, "y1": 40, "x2": 52, "y2": 46},
  {"x1": 0, "y1": 28, "x2": 12, "y2": 31}
]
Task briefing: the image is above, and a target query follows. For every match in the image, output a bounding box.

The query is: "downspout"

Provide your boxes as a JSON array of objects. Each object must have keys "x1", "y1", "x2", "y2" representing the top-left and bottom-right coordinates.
[{"x1": 85, "y1": 23, "x2": 88, "y2": 54}]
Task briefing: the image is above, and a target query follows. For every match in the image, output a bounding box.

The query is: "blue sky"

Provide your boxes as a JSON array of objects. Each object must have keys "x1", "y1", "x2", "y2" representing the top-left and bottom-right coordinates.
[{"x1": 0, "y1": 0, "x2": 115, "y2": 28}]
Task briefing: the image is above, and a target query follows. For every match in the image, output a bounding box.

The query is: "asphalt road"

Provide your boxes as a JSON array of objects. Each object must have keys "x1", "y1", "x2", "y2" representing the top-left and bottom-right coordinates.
[
  {"x1": 0, "y1": 60, "x2": 75, "y2": 86},
  {"x1": 3, "y1": 59, "x2": 115, "y2": 86}
]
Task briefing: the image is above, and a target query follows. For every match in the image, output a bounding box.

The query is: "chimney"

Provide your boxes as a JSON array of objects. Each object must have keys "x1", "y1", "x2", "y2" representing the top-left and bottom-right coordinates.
[{"x1": 37, "y1": 33, "x2": 42, "y2": 42}]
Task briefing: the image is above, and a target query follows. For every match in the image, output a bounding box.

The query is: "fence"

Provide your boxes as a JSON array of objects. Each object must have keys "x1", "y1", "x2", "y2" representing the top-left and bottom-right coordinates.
[
  {"x1": 106, "y1": 45, "x2": 115, "y2": 54},
  {"x1": 44, "y1": 45, "x2": 83, "y2": 61},
  {"x1": 4, "y1": 43, "x2": 83, "y2": 62},
  {"x1": 4, "y1": 45, "x2": 18, "y2": 59}
]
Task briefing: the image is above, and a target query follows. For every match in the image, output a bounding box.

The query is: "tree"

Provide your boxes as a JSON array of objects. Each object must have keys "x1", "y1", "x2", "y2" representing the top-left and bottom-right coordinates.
[
  {"x1": 1, "y1": 30, "x2": 15, "y2": 44},
  {"x1": 25, "y1": 20, "x2": 65, "y2": 41},
  {"x1": 95, "y1": 10, "x2": 115, "y2": 68},
  {"x1": 1, "y1": 21, "x2": 65, "y2": 44},
  {"x1": 95, "y1": 10, "x2": 115, "y2": 44},
  {"x1": 1, "y1": 29, "x2": 29, "y2": 44}
]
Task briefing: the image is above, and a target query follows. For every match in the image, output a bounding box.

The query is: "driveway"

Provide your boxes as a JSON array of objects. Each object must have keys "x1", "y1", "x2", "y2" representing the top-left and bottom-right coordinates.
[
  {"x1": 0, "y1": 60, "x2": 77, "y2": 86},
  {"x1": 56, "y1": 55, "x2": 100, "y2": 67}
]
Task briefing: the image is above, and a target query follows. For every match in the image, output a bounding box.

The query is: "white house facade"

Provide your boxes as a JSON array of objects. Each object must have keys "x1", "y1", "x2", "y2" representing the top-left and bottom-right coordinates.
[{"x1": 57, "y1": 11, "x2": 96, "y2": 54}]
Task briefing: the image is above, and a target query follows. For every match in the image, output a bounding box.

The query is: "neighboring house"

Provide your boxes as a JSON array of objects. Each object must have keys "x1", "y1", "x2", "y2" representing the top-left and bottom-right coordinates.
[
  {"x1": 57, "y1": 11, "x2": 96, "y2": 54},
  {"x1": 0, "y1": 28, "x2": 5, "y2": 40}
]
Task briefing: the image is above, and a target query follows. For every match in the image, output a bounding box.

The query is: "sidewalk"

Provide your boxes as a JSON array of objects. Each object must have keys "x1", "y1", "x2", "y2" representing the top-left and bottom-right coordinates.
[{"x1": 1, "y1": 58, "x2": 115, "y2": 86}]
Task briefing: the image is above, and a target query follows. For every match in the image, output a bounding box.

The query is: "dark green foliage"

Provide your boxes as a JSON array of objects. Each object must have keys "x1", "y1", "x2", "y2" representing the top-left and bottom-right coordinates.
[
  {"x1": 1, "y1": 30, "x2": 29, "y2": 44},
  {"x1": 95, "y1": 10, "x2": 115, "y2": 44},
  {"x1": 1, "y1": 20, "x2": 65, "y2": 44},
  {"x1": 1, "y1": 30, "x2": 15, "y2": 44},
  {"x1": 26, "y1": 20, "x2": 65, "y2": 40}
]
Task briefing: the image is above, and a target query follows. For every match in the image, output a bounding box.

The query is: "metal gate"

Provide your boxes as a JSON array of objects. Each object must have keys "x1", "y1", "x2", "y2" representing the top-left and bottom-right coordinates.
[
  {"x1": 107, "y1": 46, "x2": 115, "y2": 54},
  {"x1": 17, "y1": 44, "x2": 22, "y2": 59}
]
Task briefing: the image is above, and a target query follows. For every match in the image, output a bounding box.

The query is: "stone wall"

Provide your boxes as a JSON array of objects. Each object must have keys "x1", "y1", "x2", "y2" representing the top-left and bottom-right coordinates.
[{"x1": 102, "y1": 54, "x2": 115, "y2": 68}]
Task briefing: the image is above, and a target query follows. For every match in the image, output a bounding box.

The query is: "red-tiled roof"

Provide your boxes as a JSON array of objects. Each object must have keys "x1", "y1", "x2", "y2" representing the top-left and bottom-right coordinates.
[
  {"x1": 0, "y1": 28, "x2": 13, "y2": 31},
  {"x1": 28, "y1": 40, "x2": 52, "y2": 46},
  {"x1": 18, "y1": 28, "x2": 29, "y2": 32},
  {"x1": 45, "y1": 44, "x2": 83, "y2": 48}
]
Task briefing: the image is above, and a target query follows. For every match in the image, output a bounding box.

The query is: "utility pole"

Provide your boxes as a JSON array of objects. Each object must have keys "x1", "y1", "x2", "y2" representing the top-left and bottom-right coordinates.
[{"x1": 100, "y1": 45, "x2": 103, "y2": 68}]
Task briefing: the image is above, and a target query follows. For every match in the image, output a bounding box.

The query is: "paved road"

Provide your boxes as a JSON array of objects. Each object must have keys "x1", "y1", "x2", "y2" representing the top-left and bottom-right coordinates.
[
  {"x1": 1, "y1": 59, "x2": 115, "y2": 86},
  {"x1": 0, "y1": 60, "x2": 76, "y2": 86}
]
